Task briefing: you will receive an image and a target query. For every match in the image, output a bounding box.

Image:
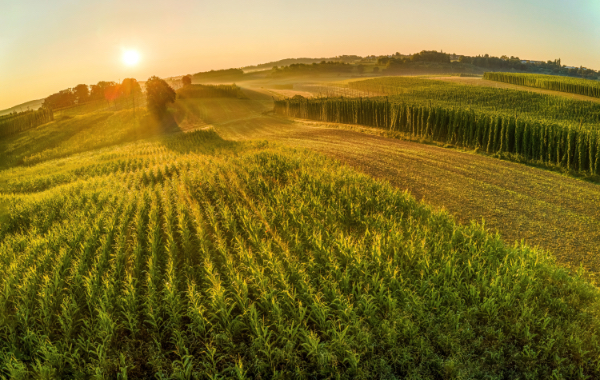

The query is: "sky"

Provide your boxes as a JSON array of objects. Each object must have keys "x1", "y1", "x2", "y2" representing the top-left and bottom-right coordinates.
[{"x1": 1, "y1": 0, "x2": 599, "y2": 110}]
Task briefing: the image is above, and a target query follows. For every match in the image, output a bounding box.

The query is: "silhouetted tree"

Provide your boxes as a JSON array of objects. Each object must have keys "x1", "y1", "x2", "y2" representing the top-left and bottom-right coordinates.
[
  {"x1": 121, "y1": 78, "x2": 142, "y2": 96},
  {"x1": 43, "y1": 89, "x2": 76, "y2": 109},
  {"x1": 90, "y1": 81, "x2": 116, "y2": 100},
  {"x1": 73, "y1": 84, "x2": 89, "y2": 104},
  {"x1": 146, "y1": 76, "x2": 176, "y2": 115},
  {"x1": 104, "y1": 83, "x2": 122, "y2": 102},
  {"x1": 182, "y1": 75, "x2": 192, "y2": 86},
  {"x1": 411, "y1": 50, "x2": 450, "y2": 63},
  {"x1": 372, "y1": 67, "x2": 380, "y2": 74}
]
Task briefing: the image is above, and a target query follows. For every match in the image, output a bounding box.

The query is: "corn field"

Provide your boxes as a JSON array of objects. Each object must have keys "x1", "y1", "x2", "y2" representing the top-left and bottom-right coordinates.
[
  {"x1": 0, "y1": 108, "x2": 54, "y2": 138},
  {"x1": 484, "y1": 72, "x2": 600, "y2": 98},
  {"x1": 1, "y1": 129, "x2": 600, "y2": 378}
]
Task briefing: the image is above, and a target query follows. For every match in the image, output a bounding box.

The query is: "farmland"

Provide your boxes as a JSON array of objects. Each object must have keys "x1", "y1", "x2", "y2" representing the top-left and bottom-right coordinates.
[
  {"x1": 275, "y1": 77, "x2": 600, "y2": 177},
  {"x1": 1, "y1": 81, "x2": 600, "y2": 378},
  {"x1": 484, "y1": 72, "x2": 600, "y2": 98},
  {"x1": 0, "y1": 108, "x2": 54, "y2": 139}
]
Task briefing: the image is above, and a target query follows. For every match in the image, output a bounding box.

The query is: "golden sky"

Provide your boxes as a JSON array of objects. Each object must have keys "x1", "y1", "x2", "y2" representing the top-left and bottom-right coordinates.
[{"x1": 1, "y1": 0, "x2": 599, "y2": 110}]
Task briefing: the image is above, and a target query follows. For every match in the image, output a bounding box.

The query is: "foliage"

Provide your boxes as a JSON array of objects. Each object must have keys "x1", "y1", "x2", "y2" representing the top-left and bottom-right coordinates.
[
  {"x1": 121, "y1": 78, "x2": 142, "y2": 97},
  {"x1": 192, "y1": 69, "x2": 244, "y2": 83},
  {"x1": 43, "y1": 79, "x2": 142, "y2": 111},
  {"x1": 1, "y1": 129, "x2": 600, "y2": 378},
  {"x1": 146, "y1": 77, "x2": 176, "y2": 116},
  {"x1": 411, "y1": 50, "x2": 451, "y2": 63},
  {"x1": 182, "y1": 75, "x2": 192, "y2": 87},
  {"x1": 42, "y1": 89, "x2": 77, "y2": 109},
  {"x1": 275, "y1": 77, "x2": 600, "y2": 174},
  {"x1": 271, "y1": 61, "x2": 354, "y2": 76},
  {"x1": 177, "y1": 84, "x2": 244, "y2": 99},
  {"x1": 90, "y1": 81, "x2": 118, "y2": 101},
  {"x1": 485, "y1": 72, "x2": 600, "y2": 98},
  {"x1": 0, "y1": 108, "x2": 54, "y2": 138},
  {"x1": 346, "y1": 77, "x2": 600, "y2": 128},
  {"x1": 73, "y1": 84, "x2": 90, "y2": 104},
  {"x1": 462, "y1": 56, "x2": 599, "y2": 80}
]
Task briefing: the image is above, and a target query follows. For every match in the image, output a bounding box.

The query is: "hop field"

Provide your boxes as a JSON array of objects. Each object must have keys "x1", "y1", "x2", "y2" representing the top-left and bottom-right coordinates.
[
  {"x1": 484, "y1": 72, "x2": 600, "y2": 99},
  {"x1": 275, "y1": 77, "x2": 600, "y2": 176},
  {"x1": 1, "y1": 129, "x2": 600, "y2": 378},
  {"x1": 0, "y1": 108, "x2": 54, "y2": 139},
  {"x1": 345, "y1": 77, "x2": 600, "y2": 128}
]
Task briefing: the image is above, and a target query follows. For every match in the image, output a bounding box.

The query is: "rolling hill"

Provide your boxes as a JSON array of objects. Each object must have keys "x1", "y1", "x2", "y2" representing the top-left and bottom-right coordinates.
[{"x1": 1, "y1": 81, "x2": 600, "y2": 378}]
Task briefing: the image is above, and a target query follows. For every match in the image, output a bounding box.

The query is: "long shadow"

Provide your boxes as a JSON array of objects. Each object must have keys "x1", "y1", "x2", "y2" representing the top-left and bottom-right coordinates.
[{"x1": 158, "y1": 127, "x2": 246, "y2": 158}]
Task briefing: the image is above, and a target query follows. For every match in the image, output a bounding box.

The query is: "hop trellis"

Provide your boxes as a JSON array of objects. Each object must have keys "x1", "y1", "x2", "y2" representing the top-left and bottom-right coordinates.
[
  {"x1": 0, "y1": 108, "x2": 54, "y2": 138},
  {"x1": 484, "y1": 72, "x2": 600, "y2": 99},
  {"x1": 275, "y1": 96, "x2": 600, "y2": 174}
]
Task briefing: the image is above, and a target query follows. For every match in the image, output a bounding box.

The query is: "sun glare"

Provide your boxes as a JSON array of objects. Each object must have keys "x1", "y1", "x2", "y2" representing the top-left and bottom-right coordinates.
[{"x1": 122, "y1": 50, "x2": 140, "y2": 66}]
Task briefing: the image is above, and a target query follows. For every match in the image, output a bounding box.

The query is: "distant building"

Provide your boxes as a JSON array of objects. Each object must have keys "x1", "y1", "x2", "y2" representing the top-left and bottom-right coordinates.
[{"x1": 564, "y1": 66, "x2": 578, "y2": 69}]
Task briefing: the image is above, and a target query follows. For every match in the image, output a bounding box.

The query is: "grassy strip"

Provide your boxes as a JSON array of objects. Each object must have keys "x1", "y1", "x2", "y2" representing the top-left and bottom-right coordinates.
[
  {"x1": 485, "y1": 72, "x2": 600, "y2": 98},
  {"x1": 274, "y1": 96, "x2": 600, "y2": 175}
]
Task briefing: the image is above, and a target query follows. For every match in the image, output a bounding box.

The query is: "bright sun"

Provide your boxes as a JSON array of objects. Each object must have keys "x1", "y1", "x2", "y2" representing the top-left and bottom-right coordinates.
[{"x1": 122, "y1": 50, "x2": 140, "y2": 66}]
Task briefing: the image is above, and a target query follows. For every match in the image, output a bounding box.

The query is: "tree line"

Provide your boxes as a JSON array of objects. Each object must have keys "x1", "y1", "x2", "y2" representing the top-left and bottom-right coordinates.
[
  {"x1": 192, "y1": 68, "x2": 244, "y2": 83},
  {"x1": 377, "y1": 51, "x2": 600, "y2": 80},
  {"x1": 42, "y1": 79, "x2": 142, "y2": 110},
  {"x1": 271, "y1": 61, "x2": 355, "y2": 76}
]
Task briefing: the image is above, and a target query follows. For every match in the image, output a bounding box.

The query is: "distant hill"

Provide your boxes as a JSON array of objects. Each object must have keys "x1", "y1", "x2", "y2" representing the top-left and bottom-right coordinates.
[
  {"x1": 242, "y1": 56, "x2": 363, "y2": 72},
  {"x1": 0, "y1": 99, "x2": 44, "y2": 116},
  {"x1": 192, "y1": 68, "x2": 245, "y2": 83}
]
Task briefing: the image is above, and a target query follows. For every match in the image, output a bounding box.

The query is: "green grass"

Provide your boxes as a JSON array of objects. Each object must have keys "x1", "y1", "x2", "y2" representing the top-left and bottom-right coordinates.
[
  {"x1": 346, "y1": 77, "x2": 600, "y2": 130},
  {"x1": 177, "y1": 84, "x2": 245, "y2": 99},
  {"x1": 484, "y1": 72, "x2": 600, "y2": 98},
  {"x1": 276, "y1": 77, "x2": 600, "y2": 176},
  {"x1": 2, "y1": 91, "x2": 600, "y2": 378},
  {"x1": 0, "y1": 106, "x2": 177, "y2": 171}
]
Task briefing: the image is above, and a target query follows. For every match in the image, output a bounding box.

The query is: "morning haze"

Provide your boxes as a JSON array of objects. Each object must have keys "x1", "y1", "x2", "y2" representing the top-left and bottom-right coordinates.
[{"x1": 1, "y1": 0, "x2": 598, "y2": 109}]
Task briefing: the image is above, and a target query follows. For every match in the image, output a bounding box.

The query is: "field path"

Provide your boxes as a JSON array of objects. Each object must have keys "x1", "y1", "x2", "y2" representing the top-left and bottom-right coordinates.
[{"x1": 209, "y1": 89, "x2": 600, "y2": 274}]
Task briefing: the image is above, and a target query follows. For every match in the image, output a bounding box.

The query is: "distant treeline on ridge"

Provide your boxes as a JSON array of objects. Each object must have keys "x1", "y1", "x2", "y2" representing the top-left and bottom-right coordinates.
[
  {"x1": 42, "y1": 79, "x2": 142, "y2": 110},
  {"x1": 192, "y1": 68, "x2": 244, "y2": 83}
]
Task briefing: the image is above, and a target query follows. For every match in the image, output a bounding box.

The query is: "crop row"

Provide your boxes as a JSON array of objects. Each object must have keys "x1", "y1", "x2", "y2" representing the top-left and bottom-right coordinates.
[
  {"x1": 274, "y1": 97, "x2": 600, "y2": 174},
  {"x1": 344, "y1": 77, "x2": 600, "y2": 128},
  {"x1": 1, "y1": 130, "x2": 600, "y2": 378},
  {"x1": 484, "y1": 72, "x2": 600, "y2": 98},
  {"x1": 0, "y1": 108, "x2": 54, "y2": 138}
]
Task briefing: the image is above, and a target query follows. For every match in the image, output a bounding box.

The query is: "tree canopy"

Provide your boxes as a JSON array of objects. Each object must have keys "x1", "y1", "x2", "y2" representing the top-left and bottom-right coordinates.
[
  {"x1": 73, "y1": 84, "x2": 89, "y2": 104},
  {"x1": 121, "y1": 78, "x2": 142, "y2": 96},
  {"x1": 146, "y1": 76, "x2": 176, "y2": 115}
]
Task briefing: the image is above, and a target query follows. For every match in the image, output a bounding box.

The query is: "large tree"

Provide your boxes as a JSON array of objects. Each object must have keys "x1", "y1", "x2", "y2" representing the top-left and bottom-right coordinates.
[
  {"x1": 121, "y1": 78, "x2": 142, "y2": 96},
  {"x1": 182, "y1": 74, "x2": 192, "y2": 86},
  {"x1": 146, "y1": 76, "x2": 176, "y2": 115},
  {"x1": 42, "y1": 88, "x2": 76, "y2": 109},
  {"x1": 73, "y1": 84, "x2": 89, "y2": 104},
  {"x1": 90, "y1": 81, "x2": 116, "y2": 101}
]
